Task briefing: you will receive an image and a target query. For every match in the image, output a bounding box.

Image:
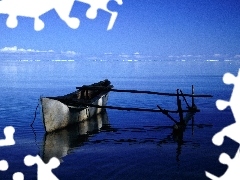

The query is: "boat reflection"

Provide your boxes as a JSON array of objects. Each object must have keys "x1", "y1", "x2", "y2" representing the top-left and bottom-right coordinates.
[{"x1": 41, "y1": 110, "x2": 110, "y2": 163}]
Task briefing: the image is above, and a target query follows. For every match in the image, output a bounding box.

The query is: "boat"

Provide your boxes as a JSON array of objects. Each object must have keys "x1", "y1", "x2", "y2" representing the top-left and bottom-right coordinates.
[{"x1": 40, "y1": 79, "x2": 113, "y2": 132}]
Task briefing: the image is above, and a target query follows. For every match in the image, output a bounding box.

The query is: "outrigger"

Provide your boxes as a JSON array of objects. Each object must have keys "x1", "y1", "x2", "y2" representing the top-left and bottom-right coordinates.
[
  {"x1": 77, "y1": 84, "x2": 212, "y2": 132},
  {"x1": 39, "y1": 79, "x2": 212, "y2": 133}
]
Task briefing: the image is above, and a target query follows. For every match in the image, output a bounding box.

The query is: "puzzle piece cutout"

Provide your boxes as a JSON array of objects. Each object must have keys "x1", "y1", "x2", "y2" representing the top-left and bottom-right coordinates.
[
  {"x1": 205, "y1": 69, "x2": 240, "y2": 179},
  {"x1": 0, "y1": 0, "x2": 79, "y2": 31},
  {"x1": 0, "y1": 159, "x2": 8, "y2": 171},
  {"x1": 216, "y1": 69, "x2": 240, "y2": 121},
  {"x1": 212, "y1": 70, "x2": 240, "y2": 146},
  {"x1": 12, "y1": 172, "x2": 24, "y2": 180},
  {"x1": 206, "y1": 147, "x2": 240, "y2": 179},
  {"x1": 0, "y1": 126, "x2": 15, "y2": 146},
  {"x1": 24, "y1": 155, "x2": 60, "y2": 180},
  {"x1": 0, "y1": 160, "x2": 24, "y2": 180},
  {"x1": 0, "y1": 126, "x2": 24, "y2": 180},
  {"x1": 77, "y1": 0, "x2": 123, "y2": 30},
  {"x1": 0, "y1": 125, "x2": 59, "y2": 180},
  {"x1": 0, "y1": 0, "x2": 123, "y2": 31}
]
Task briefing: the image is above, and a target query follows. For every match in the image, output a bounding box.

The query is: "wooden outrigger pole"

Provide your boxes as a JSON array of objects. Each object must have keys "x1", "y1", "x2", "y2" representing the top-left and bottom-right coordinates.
[
  {"x1": 80, "y1": 103, "x2": 198, "y2": 114},
  {"x1": 77, "y1": 85, "x2": 212, "y2": 129},
  {"x1": 77, "y1": 86, "x2": 213, "y2": 98}
]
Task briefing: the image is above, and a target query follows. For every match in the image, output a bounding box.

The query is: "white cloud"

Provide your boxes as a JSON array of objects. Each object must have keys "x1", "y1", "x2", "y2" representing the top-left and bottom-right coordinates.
[
  {"x1": 61, "y1": 50, "x2": 77, "y2": 56},
  {"x1": 66, "y1": 51, "x2": 76, "y2": 55},
  {"x1": 213, "y1": 54, "x2": 221, "y2": 57},
  {"x1": 0, "y1": 46, "x2": 54, "y2": 53},
  {"x1": 0, "y1": 46, "x2": 18, "y2": 52}
]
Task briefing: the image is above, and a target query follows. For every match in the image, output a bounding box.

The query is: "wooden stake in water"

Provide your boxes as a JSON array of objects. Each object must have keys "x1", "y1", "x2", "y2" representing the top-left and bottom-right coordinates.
[
  {"x1": 192, "y1": 85, "x2": 195, "y2": 107},
  {"x1": 177, "y1": 89, "x2": 184, "y2": 124},
  {"x1": 192, "y1": 85, "x2": 195, "y2": 134}
]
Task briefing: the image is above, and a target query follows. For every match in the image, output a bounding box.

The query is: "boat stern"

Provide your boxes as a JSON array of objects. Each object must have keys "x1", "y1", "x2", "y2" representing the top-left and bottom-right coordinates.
[{"x1": 41, "y1": 97, "x2": 71, "y2": 132}]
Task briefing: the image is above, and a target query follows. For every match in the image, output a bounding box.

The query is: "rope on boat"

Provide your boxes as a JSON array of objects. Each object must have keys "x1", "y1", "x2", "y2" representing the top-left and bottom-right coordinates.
[
  {"x1": 31, "y1": 123, "x2": 41, "y2": 155},
  {"x1": 31, "y1": 101, "x2": 40, "y2": 127},
  {"x1": 30, "y1": 100, "x2": 42, "y2": 154}
]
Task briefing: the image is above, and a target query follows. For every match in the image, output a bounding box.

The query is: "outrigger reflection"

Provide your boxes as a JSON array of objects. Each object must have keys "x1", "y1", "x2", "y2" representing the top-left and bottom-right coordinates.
[{"x1": 40, "y1": 79, "x2": 212, "y2": 133}]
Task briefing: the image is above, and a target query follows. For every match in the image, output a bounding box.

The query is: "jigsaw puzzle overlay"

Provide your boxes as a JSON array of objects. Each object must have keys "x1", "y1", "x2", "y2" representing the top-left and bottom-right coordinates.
[
  {"x1": 0, "y1": 126, "x2": 15, "y2": 146},
  {"x1": 0, "y1": 0, "x2": 123, "y2": 31},
  {"x1": 24, "y1": 155, "x2": 60, "y2": 180},
  {"x1": 205, "y1": 69, "x2": 240, "y2": 179},
  {"x1": 0, "y1": 126, "x2": 60, "y2": 180}
]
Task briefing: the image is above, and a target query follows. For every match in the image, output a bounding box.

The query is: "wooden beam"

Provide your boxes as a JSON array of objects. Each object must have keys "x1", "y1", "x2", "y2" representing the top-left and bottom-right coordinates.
[
  {"x1": 192, "y1": 85, "x2": 195, "y2": 106},
  {"x1": 180, "y1": 89, "x2": 190, "y2": 108},
  {"x1": 76, "y1": 86, "x2": 213, "y2": 98},
  {"x1": 177, "y1": 89, "x2": 184, "y2": 124},
  {"x1": 80, "y1": 103, "x2": 200, "y2": 113},
  {"x1": 157, "y1": 105, "x2": 178, "y2": 124}
]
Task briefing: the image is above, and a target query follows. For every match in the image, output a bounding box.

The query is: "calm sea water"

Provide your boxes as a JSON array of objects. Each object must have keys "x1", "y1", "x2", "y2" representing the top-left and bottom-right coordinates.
[{"x1": 0, "y1": 60, "x2": 239, "y2": 179}]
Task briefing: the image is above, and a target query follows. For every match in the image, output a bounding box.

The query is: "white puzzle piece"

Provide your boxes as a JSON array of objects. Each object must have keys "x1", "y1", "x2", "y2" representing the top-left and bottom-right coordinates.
[
  {"x1": 0, "y1": 159, "x2": 8, "y2": 171},
  {"x1": 77, "y1": 0, "x2": 123, "y2": 30},
  {"x1": 206, "y1": 69, "x2": 240, "y2": 179},
  {"x1": 24, "y1": 155, "x2": 60, "y2": 180},
  {"x1": 12, "y1": 172, "x2": 24, "y2": 180},
  {"x1": 0, "y1": 126, "x2": 15, "y2": 146},
  {"x1": 0, "y1": 0, "x2": 123, "y2": 30}
]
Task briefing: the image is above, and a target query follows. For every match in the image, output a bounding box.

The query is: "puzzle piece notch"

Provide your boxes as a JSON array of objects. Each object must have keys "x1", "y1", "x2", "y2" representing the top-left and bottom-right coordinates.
[
  {"x1": 12, "y1": 172, "x2": 24, "y2": 180},
  {"x1": 77, "y1": 0, "x2": 123, "y2": 30},
  {"x1": 222, "y1": 72, "x2": 236, "y2": 85},
  {"x1": 0, "y1": 126, "x2": 15, "y2": 146},
  {"x1": 107, "y1": 0, "x2": 123, "y2": 12},
  {"x1": 0, "y1": 160, "x2": 24, "y2": 180},
  {"x1": 212, "y1": 122, "x2": 240, "y2": 148},
  {"x1": 52, "y1": 0, "x2": 80, "y2": 30},
  {"x1": 0, "y1": 0, "x2": 80, "y2": 31},
  {"x1": 0, "y1": 0, "x2": 123, "y2": 31},
  {"x1": 24, "y1": 155, "x2": 60, "y2": 180},
  {"x1": 216, "y1": 100, "x2": 229, "y2": 111},
  {"x1": 216, "y1": 70, "x2": 240, "y2": 121},
  {"x1": 213, "y1": 70, "x2": 240, "y2": 146},
  {"x1": 213, "y1": 70, "x2": 240, "y2": 145},
  {"x1": 0, "y1": 0, "x2": 50, "y2": 31},
  {"x1": 0, "y1": 160, "x2": 8, "y2": 171},
  {"x1": 205, "y1": 148, "x2": 240, "y2": 179},
  {"x1": 206, "y1": 69, "x2": 240, "y2": 179}
]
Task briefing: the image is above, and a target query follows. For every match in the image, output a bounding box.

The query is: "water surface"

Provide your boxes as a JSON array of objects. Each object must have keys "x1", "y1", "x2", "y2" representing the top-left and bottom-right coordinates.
[{"x1": 0, "y1": 60, "x2": 239, "y2": 179}]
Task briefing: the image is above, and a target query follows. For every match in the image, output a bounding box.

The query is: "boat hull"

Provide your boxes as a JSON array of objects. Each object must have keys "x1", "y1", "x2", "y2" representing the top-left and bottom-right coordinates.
[{"x1": 41, "y1": 93, "x2": 109, "y2": 132}]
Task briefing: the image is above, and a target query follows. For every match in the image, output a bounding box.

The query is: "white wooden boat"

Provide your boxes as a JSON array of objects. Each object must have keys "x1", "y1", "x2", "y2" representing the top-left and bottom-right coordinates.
[{"x1": 41, "y1": 79, "x2": 113, "y2": 132}]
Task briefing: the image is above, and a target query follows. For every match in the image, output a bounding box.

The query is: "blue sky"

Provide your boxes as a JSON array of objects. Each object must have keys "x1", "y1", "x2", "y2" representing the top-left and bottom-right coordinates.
[{"x1": 0, "y1": 0, "x2": 240, "y2": 60}]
